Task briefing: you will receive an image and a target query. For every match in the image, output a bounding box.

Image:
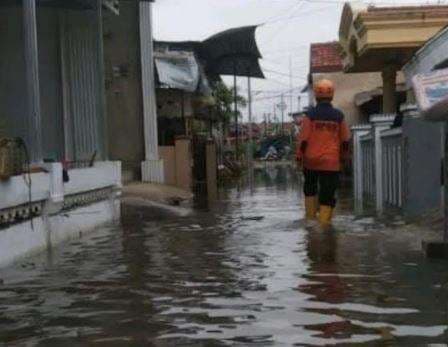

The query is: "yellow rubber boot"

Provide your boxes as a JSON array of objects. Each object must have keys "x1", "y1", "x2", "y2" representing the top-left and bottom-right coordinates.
[
  {"x1": 305, "y1": 196, "x2": 318, "y2": 220},
  {"x1": 319, "y1": 205, "x2": 333, "y2": 229}
]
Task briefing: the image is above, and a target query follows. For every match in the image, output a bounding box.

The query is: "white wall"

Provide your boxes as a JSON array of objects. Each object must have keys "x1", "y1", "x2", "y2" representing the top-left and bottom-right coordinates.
[
  {"x1": 0, "y1": 161, "x2": 121, "y2": 268},
  {"x1": 311, "y1": 71, "x2": 383, "y2": 126}
]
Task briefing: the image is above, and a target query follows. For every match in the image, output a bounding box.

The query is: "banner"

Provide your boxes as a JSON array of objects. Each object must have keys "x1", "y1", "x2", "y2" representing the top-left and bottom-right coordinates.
[{"x1": 413, "y1": 68, "x2": 448, "y2": 121}]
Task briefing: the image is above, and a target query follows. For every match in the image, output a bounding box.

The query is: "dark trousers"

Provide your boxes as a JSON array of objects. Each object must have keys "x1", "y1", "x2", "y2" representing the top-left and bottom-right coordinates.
[{"x1": 303, "y1": 169, "x2": 340, "y2": 207}]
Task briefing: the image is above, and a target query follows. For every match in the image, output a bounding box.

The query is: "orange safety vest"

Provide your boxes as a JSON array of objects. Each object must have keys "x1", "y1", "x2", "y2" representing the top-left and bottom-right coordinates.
[{"x1": 297, "y1": 103, "x2": 351, "y2": 172}]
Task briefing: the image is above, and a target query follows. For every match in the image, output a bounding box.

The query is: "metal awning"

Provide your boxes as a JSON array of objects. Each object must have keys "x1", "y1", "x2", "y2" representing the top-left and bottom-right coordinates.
[
  {"x1": 155, "y1": 25, "x2": 264, "y2": 79},
  {"x1": 355, "y1": 84, "x2": 407, "y2": 106},
  {"x1": 201, "y1": 26, "x2": 264, "y2": 78}
]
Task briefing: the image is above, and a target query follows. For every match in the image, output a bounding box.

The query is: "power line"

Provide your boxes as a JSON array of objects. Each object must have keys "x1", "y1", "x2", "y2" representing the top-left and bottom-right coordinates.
[
  {"x1": 262, "y1": 4, "x2": 336, "y2": 25},
  {"x1": 267, "y1": 76, "x2": 292, "y2": 87},
  {"x1": 241, "y1": 85, "x2": 304, "y2": 93},
  {"x1": 262, "y1": 44, "x2": 309, "y2": 56},
  {"x1": 264, "y1": 0, "x2": 306, "y2": 42},
  {"x1": 261, "y1": 1, "x2": 306, "y2": 25},
  {"x1": 262, "y1": 57, "x2": 309, "y2": 70},
  {"x1": 253, "y1": 87, "x2": 305, "y2": 101},
  {"x1": 242, "y1": 88, "x2": 290, "y2": 94},
  {"x1": 262, "y1": 67, "x2": 307, "y2": 80}
]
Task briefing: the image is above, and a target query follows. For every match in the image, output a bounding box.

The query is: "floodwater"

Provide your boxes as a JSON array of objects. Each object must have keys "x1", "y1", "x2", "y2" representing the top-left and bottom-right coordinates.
[{"x1": 1, "y1": 164, "x2": 448, "y2": 346}]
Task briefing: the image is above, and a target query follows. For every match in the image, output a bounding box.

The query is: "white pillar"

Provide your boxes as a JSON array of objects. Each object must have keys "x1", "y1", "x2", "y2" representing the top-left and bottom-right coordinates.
[
  {"x1": 139, "y1": 1, "x2": 164, "y2": 183},
  {"x1": 371, "y1": 115, "x2": 395, "y2": 214},
  {"x1": 42, "y1": 163, "x2": 64, "y2": 216},
  {"x1": 97, "y1": 0, "x2": 108, "y2": 159},
  {"x1": 352, "y1": 124, "x2": 371, "y2": 214},
  {"x1": 23, "y1": 0, "x2": 43, "y2": 162}
]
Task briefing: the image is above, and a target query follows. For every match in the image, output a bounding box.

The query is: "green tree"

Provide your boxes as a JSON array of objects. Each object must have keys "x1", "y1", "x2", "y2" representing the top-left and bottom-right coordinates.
[{"x1": 213, "y1": 81, "x2": 246, "y2": 125}]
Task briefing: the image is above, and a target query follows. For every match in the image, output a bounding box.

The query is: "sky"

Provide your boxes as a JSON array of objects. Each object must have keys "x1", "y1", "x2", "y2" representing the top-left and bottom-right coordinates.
[{"x1": 153, "y1": 0, "x2": 437, "y2": 123}]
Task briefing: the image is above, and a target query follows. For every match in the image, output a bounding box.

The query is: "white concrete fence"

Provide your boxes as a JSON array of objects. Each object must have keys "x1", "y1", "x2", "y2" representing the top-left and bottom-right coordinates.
[
  {"x1": 381, "y1": 128, "x2": 404, "y2": 209},
  {"x1": 0, "y1": 161, "x2": 121, "y2": 267},
  {"x1": 352, "y1": 114, "x2": 404, "y2": 214}
]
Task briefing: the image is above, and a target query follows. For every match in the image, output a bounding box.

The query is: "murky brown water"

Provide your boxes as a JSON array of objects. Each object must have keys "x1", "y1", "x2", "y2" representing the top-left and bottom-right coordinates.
[{"x1": 1, "y1": 165, "x2": 448, "y2": 346}]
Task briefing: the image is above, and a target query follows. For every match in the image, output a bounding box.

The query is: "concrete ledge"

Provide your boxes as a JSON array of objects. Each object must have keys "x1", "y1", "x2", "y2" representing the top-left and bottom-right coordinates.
[
  {"x1": 0, "y1": 161, "x2": 122, "y2": 268},
  {"x1": 0, "y1": 200, "x2": 119, "y2": 268},
  {"x1": 0, "y1": 172, "x2": 50, "y2": 210},
  {"x1": 64, "y1": 161, "x2": 122, "y2": 196},
  {"x1": 122, "y1": 182, "x2": 193, "y2": 205}
]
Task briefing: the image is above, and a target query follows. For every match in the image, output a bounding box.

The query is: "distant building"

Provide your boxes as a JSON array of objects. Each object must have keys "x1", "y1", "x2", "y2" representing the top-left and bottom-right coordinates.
[
  {"x1": 307, "y1": 42, "x2": 384, "y2": 126},
  {"x1": 399, "y1": 25, "x2": 448, "y2": 216},
  {"x1": 338, "y1": 3, "x2": 448, "y2": 114},
  {"x1": 348, "y1": 4, "x2": 448, "y2": 217}
]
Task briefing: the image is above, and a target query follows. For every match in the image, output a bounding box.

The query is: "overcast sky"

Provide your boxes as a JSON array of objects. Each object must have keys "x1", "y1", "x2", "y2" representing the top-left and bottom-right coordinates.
[{"x1": 153, "y1": 0, "x2": 435, "y2": 122}]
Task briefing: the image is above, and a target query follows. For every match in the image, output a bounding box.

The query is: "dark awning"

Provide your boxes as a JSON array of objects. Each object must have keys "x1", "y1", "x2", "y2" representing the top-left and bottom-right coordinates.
[
  {"x1": 201, "y1": 26, "x2": 264, "y2": 78},
  {"x1": 155, "y1": 25, "x2": 264, "y2": 79}
]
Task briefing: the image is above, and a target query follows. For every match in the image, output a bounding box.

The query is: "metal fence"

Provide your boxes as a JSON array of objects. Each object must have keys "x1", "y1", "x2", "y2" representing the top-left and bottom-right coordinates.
[
  {"x1": 381, "y1": 128, "x2": 403, "y2": 209},
  {"x1": 360, "y1": 133, "x2": 375, "y2": 201},
  {"x1": 61, "y1": 9, "x2": 105, "y2": 161}
]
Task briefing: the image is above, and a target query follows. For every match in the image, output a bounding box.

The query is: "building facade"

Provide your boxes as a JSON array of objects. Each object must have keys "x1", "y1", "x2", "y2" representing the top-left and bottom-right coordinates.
[
  {"x1": 104, "y1": 0, "x2": 164, "y2": 184},
  {"x1": 348, "y1": 4, "x2": 448, "y2": 216},
  {"x1": 307, "y1": 42, "x2": 383, "y2": 126},
  {"x1": 0, "y1": 0, "x2": 121, "y2": 267}
]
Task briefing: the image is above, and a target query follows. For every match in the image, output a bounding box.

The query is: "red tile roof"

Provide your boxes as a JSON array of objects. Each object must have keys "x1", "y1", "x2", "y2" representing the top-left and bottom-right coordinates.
[{"x1": 310, "y1": 42, "x2": 343, "y2": 73}]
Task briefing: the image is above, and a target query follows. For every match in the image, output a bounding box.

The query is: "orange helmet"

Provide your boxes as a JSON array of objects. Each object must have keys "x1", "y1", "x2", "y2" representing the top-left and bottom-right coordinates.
[{"x1": 314, "y1": 79, "x2": 334, "y2": 99}]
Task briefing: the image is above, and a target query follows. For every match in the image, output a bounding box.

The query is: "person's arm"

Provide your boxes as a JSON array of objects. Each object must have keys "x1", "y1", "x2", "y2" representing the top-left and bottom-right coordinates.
[{"x1": 296, "y1": 116, "x2": 311, "y2": 161}]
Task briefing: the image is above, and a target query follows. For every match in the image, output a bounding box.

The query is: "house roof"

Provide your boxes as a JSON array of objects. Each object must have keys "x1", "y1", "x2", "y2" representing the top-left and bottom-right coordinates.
[
  {"x1": 310, "y1": 42, "x2": 343, "y2": 74},
  {"x1": 354, "y1": 83, "x2": 407, "y2": 106},
  {"x1": 363, "y1": 4, "x2": 448, "y2": 18},
  {"x1": 339, "y1": 3, "x2": 448, "y2": 72}
]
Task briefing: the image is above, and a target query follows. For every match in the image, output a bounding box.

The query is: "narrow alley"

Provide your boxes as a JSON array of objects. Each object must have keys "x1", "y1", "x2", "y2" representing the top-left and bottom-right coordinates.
[
  {"x1": 4, "y1": 0, "x2": 448, "y2": 346},
  {"x1": 1, "y1": 165, "x2": 447, "y2": 346}
]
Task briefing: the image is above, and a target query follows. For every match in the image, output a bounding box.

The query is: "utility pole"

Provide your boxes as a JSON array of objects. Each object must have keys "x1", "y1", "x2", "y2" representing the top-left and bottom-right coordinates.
[
  {"x1": 281, "y1": 93, "x2": 285, "y2": 135},
  {"x1": 233, "y1": 63, "x2": 239, "y2": 161},
  {"x1": 264, "y1": 113, "x2": 267, "y2": 137},
  {"x1": 289, "y1": 56, "x2": 293, "y2": 113},
  {"x1": 247, "y1": 76, "x2": 253, "y2": 169},
  {"x1": 267, "y1": 113, "x2": 271, "y2": 136},
  {"x1": 247, "y1": 76, "x2": 254, "y2": 191},
  {"x1": 273, "y1": 104, "x2": 277, "y2": 135}
]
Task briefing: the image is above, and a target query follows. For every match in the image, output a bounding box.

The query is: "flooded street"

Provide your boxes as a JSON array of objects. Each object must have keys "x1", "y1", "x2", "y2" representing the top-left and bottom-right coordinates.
[{"x1": 1, "y1": 165, "x2": 448, "y2": 346}]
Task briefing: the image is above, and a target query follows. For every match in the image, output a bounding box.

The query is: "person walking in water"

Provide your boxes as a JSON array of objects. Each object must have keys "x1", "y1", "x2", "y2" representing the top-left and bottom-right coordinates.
[{"x1": 296, "y1": 79, "x2": 351, "y2": 228}]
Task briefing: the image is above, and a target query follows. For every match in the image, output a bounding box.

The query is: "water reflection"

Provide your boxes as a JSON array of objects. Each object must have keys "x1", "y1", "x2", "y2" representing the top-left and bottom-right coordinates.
[{"x1": 0, "y1": 164, "x2": 448, "y2": 346}]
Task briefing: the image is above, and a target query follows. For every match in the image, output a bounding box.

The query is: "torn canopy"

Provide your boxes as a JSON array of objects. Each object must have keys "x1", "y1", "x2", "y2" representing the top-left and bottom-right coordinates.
[
  {"x1": 201, "y1": 25, "x2": 264, "y2": 78},
  {"x1": 155, "y1": 51, "x2": 211, "y2": 94}
]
